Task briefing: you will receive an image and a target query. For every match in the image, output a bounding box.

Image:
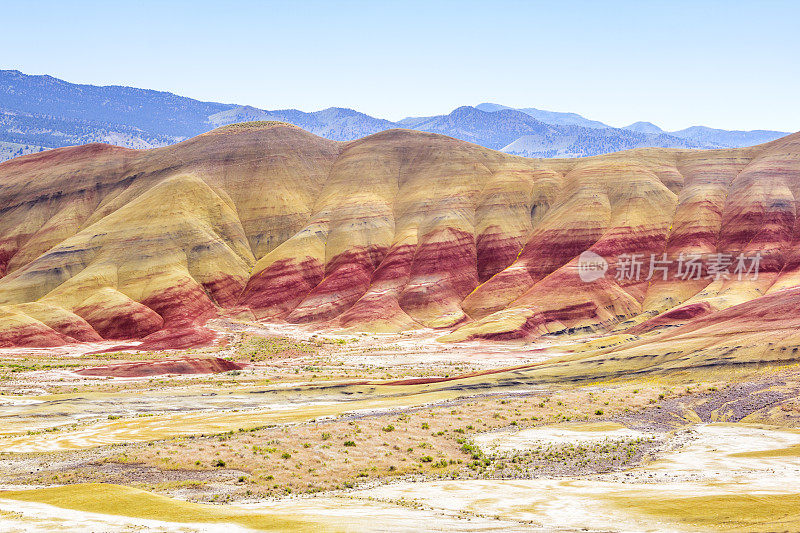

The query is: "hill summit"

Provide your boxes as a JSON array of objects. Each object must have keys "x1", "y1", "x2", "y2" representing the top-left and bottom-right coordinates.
[{"x1": 1, "y1": 124, "x2": 800, "y2": 373}]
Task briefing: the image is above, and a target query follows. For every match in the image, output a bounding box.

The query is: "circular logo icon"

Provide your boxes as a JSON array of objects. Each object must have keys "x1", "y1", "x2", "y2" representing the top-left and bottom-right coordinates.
[{"x1": 577, "y1": 250, "x2": 608, "y2": 282}]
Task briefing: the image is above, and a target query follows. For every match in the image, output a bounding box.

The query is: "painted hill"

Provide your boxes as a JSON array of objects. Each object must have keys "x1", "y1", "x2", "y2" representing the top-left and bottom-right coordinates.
[
  {"x1": 1, "y1": 70, "x2": 789, "y2": 162},
  {"x1": 1, "y1": 123, "x2": 800, "y2": 361}
]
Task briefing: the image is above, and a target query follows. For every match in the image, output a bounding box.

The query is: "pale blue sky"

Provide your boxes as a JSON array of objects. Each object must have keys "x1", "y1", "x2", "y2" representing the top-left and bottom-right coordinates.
[{"x1": 2, "y1": 0, "x2": 798, "y2": 131}]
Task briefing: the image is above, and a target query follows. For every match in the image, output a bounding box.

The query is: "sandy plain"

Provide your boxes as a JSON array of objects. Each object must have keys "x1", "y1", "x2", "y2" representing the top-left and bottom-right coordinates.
[{"x1": 1, "y1": 320, "x2": 799, "y2": 532}]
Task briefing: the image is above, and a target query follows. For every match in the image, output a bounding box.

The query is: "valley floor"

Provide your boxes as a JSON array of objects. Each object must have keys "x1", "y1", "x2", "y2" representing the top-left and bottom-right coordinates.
[{"x1": 1, "y1": 321, "x2": 799, "y2": 532}]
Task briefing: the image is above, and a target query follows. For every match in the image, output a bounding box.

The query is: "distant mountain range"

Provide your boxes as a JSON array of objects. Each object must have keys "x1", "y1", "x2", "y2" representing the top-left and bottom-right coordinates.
[{"x1": 0, "y1": 69, "x2": 791, "y2": 162}]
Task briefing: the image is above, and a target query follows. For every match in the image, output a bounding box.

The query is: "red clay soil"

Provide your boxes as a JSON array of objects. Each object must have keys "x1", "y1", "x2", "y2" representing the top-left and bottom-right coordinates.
[
  {"x1": 133, "y1": 326, "x2": 219, "y2": 351},
  {"x1": 375, "y1": 362, "x2": 543, "y2": 386},
  {"x1": 0, "y1": 322, "x2": 75, "y2": 348},
  {"x1": 627, "y1": 301, "x2": 714, "y2": 334},
  {"x1": 90, "y1": 327, "x2": 219, "y2": 354},
  {"x1": 0, "y1": 143, "x2": 131, "y2": 172},
  {"x1": 75, "y1": 357, "x2": 246, "y2": 378}
]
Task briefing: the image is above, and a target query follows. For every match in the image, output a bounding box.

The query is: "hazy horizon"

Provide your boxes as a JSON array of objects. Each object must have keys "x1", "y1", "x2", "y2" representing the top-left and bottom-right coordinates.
[{"x1": 2, "y1": 0, "x2": 798, "y2": 132}]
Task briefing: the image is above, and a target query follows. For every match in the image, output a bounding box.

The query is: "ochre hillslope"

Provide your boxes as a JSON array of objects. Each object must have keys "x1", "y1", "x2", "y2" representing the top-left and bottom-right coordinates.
[{"x1": 1, "y1": 122, "x2": 799, "y2": 357}]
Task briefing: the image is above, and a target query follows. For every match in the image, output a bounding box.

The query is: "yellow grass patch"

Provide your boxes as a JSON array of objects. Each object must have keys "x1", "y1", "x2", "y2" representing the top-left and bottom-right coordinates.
[
  {"x1": 608, "y1": 493, "x2": 800, "y2": 532},
  {"x1": 0, "y1": 386, "x2": 465, "y2": 452},
  {"x1": 730, "y1": 444, "x2": 800, "y2": 458},
  {"x1": 0, "y1": 483, "x2": 323, "y2": 532}
]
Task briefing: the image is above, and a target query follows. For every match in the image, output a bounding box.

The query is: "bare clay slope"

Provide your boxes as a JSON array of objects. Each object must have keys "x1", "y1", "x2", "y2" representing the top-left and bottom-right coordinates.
[
  {"x1": 0, "y1": 122, "x2": 340, "y2": 346},
  {"x1": 1, "y1": 123, "x2": 800, "y2": 367}
]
